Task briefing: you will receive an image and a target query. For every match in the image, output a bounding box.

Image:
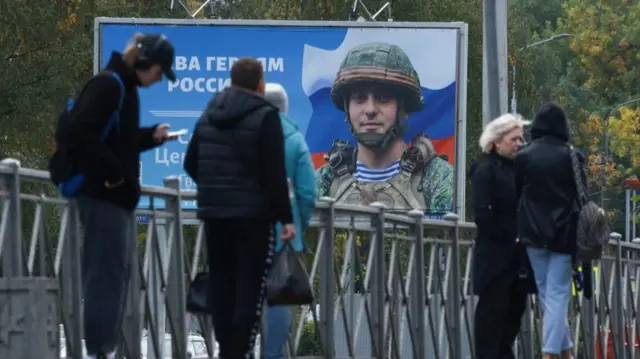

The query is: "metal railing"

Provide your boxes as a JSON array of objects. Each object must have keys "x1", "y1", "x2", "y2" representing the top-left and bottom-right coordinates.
[{"x1": 0, "y1": 158, "x2": 638, "y2": 359}]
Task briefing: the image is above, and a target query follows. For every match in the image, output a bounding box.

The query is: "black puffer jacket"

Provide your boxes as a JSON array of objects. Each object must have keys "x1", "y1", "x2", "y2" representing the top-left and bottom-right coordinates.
[
  {"x1": 183, "y1": 87, "x2": 293, "y2": 224},
  {"x1": 515, "y1": 103, "x2": 585, "y2": 254}
]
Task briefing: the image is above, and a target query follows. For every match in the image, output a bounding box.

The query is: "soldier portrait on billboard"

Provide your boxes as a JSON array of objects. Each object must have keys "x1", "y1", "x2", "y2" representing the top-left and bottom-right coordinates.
[{"x1": 316, "y1": 42, "x2": 454, "y2": 215}]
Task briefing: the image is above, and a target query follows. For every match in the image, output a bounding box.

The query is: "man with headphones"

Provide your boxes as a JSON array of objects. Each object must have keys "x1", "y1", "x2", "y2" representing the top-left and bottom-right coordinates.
[{"x1": 66, "y1": 33, "x2": 177, "y2": 359}]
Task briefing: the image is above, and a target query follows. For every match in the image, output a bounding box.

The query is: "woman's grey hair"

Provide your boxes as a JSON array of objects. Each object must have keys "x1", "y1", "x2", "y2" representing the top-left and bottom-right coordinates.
[
  {"x1": 479, "y1": 113, "x2": 530, "y2": 153},
  {"x1": 264, "y1": 83, "x2": 288, "y2": 113}
]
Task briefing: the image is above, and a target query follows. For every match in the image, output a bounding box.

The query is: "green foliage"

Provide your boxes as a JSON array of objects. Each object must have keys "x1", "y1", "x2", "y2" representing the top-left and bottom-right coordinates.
[{"x1": 297, "y1": 320, "x2": 322, "y2": 355}]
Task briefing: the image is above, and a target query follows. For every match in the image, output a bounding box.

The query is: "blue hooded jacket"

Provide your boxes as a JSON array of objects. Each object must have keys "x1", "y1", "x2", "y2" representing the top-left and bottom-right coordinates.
[{"x1": 274, "y1": 113, "x2": 317, "y2": 252}]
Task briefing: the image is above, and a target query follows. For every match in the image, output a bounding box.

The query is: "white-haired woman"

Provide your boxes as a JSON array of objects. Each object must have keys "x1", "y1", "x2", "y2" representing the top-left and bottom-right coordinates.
[
  {"x1": 263, "y1": 83, "x2": 317, "y2": 359},
  {"x1": 471, "y1": 113, "x2": 536, "y2": 359}
]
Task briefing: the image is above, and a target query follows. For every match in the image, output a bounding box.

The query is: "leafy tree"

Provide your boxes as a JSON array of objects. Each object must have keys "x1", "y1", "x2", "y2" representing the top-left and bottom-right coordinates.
[{"x1": 559, "y1": 0, "x2": 640, "y2": 224}]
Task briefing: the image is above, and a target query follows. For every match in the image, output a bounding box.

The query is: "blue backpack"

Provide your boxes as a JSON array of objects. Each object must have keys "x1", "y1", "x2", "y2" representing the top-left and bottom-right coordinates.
[{"x1": 49, "y1": 71, "x2": 126, "y2": 198}]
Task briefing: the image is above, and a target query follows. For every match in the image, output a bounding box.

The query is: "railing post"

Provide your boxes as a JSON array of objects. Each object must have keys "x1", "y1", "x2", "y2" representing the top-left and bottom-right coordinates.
[
  {"x1": 0, "y1": 159, "x2": 62, "y2": 359},
  {"x1": 67, "y1": 200, "x2": 85, "y2": 359},
  {"x1": 0, "y1": 158, "x2": 23, "y2": 277},
  {"x1": 444, "y1": 213, "x2": 462, "y2": 359},
  {"x1": 611, "y1": 232, "x2": 625, "y2": 358},
  {"x1": 319, "y1": 197, "x2": 335, "y2": 359},
  {"x1": 147, "y1": 196, "x2": 166, "y2": 359},
  {"x1": 520, "y1": 295, "x2": 534, "y2": 359},
  {"x1": 121, "y1": 208, "x2": 142, "y2": 359},
  {"x1": 164, "y1": 176, "x2": 187, "y2": 359},
  {"x1": 409, "y1": 209, "x2": 426, "y2": 359},
  {"x1": 583, "y1": 259, "x2": 597, "y2": 359},
  {"x1": 370, "y1": 202, "x2": 386, "y2": 359}
]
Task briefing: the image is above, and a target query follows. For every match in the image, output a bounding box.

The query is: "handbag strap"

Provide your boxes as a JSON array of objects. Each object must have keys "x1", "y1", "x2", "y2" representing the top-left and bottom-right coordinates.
[{"x1": 569, "y1": 146, "x2": 588, "y2": 206}]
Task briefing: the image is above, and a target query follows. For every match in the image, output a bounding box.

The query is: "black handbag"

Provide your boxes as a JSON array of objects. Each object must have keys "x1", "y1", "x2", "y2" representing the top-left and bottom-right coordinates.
[
  {"x1": 266, "y1": 243, "x2": 314, "y2": 306},
  {"x1": 186, "y1": 271, "x2": 210, "y2": 314}
]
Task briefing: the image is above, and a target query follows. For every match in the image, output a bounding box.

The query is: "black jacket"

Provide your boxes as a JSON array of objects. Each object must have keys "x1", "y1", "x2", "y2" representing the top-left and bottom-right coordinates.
[
  {"x1": 470, "y1": 152, "x2": 535, "y2": 295},
  {"x1": 515, "y1": 104, "x2": 585, "y2": 254},
  {"x1": 183, "y1": 87, "x2": 293, "y2": 224},
  {"x1": 68, "y1": 52, "x2": 161, "y2": 211}
]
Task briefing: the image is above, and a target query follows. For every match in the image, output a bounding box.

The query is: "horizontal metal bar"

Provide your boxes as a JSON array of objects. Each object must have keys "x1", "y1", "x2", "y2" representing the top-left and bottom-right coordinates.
[
  {"x1": 140, "y1": 186, "x2": 179, "y2": 197},
  {"x1": 95, "y1": 17, "x2": 467, "y2": 30},
  {"x1": 16, "y1": 194, "x2": 68, "y2": 206}
]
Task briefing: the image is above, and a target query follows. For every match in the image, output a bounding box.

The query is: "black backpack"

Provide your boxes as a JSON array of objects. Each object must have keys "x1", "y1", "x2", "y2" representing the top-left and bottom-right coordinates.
[
  {"x1": 49, "y1": 72, "x2": 125, "y2": 198},
  {"x1": 569, "y1": 146, "x2": 611, "y2": 260}
]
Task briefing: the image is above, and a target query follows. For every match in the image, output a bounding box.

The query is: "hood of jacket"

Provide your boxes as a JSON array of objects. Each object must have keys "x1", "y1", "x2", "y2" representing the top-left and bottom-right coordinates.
[
  {"x1": 279, "y1": 113, "x2": 298, "y2": 139},
  {"x1": 105, "y1": 51, "x2": 141, "y2": 88},
  {"x1": 530, "y1": 102, "x2": 570, "y2": 142},
  {"x1": 205, "y1": 87, "x2": 276, "y2": 129}
]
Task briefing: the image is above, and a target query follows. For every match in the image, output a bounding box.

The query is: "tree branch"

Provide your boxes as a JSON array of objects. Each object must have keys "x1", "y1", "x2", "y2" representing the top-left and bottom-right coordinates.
[
  {"x1": 0, "y1": 70, "x2": 60, "y2": 98},
  {"x1": 4, "y1": 40, "x2": 58, "y2": 61}
]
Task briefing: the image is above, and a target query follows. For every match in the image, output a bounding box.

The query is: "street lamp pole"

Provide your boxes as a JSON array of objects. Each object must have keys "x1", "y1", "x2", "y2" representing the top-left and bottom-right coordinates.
[{"x1": 510, "y1": 33, "x2": 571, "y2": 113}]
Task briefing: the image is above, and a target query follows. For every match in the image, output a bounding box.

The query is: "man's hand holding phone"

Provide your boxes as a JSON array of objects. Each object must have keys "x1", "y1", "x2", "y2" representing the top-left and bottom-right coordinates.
[{"x1": 152, "y1": 124, "x2": 188, "y2": 143}]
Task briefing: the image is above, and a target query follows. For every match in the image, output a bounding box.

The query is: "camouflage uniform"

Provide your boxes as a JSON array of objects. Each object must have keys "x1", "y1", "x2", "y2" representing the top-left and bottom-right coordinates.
[{"x1": 315, "y1": 42, "x2": 454, "y2": 214}]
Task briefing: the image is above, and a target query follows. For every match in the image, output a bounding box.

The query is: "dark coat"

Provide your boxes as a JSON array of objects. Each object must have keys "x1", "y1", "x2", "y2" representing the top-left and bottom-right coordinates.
[
  {"x1": 183, "y1": 87, "x2": 293, "y2": 224},
  {"x1": 470, "y1": 151, "x2": 536, "y2": 295},
  {"x1": 515, "y1": 103, "x2": 585, "y2": 255},
  {"x1": 68, "y1": 52, "x2": 162, "y2": 211}
]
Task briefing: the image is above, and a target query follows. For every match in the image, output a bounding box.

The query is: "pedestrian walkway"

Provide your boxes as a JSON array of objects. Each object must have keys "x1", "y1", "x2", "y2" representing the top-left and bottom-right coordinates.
[{"x1": 0, "y1": 159, "x2": 637, "y2": 359}]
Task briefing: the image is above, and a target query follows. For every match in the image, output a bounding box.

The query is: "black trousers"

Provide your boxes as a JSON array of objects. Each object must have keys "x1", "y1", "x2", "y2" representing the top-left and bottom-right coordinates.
[
  {"x1": 474, "y1": 273, "x2": 528, "y2": 359},
  {"x1": 79, "y1": 196, "x2": 133, "y2": 356},
  {"x1": 206, "y1": 218, "x2": 275, "y2": 359}
]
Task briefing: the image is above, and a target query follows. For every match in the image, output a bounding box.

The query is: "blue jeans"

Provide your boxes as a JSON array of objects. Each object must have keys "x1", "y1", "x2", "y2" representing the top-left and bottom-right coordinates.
[
  {"x1": 526, "y1": 247, "x2": 573, "y2": 355},
  {"x1": 264, "y1": 306, "x2": 291, "y2": 359}
]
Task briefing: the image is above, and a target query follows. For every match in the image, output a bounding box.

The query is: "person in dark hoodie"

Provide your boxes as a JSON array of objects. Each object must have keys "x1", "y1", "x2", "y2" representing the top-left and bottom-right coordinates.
[
  {"x1": 66, "y1": 33, "x2": 178, "y2": 359},
  {"x1": 515, "y1": 103, "x2": 586, "y2": 359},
  {"x1": 471, "y1": 113, "x2": 536, "y2": 359},
  {"x1": 183, "y1": 57, "x2": 295, "y2": 359}
]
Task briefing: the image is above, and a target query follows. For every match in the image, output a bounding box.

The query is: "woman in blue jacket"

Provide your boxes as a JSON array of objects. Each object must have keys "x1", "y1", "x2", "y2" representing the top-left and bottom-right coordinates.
[{"x1": 263, "y1": 83, "x2": 318, "y2": 359}]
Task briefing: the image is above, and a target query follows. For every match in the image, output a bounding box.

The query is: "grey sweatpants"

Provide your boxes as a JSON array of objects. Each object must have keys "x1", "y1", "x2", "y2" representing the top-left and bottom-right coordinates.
[{"x1": 78, "y1": 196, "x2": 134, "y2": 356}]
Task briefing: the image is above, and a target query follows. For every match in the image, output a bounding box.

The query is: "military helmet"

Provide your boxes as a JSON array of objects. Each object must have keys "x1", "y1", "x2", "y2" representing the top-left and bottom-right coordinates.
[{"x1": 331, "y1": 42, "x2": 424, "y2": 113}]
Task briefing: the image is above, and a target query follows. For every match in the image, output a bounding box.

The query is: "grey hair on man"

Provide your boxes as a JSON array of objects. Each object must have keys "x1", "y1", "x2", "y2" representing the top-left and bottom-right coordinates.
[{"x1": 264, "y1": 83, "x2": 289, "y2": 113}]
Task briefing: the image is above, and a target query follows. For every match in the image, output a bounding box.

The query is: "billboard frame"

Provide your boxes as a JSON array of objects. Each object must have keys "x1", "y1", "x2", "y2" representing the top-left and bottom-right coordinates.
[{"x1": 94, "y1": 17, "x2": 469, "y2": 218}]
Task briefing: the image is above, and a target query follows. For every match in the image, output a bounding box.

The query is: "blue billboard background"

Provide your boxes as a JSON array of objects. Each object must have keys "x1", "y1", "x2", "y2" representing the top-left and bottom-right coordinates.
[{"x1": 98, "y1": 23, "x2": 460, "y2": 210}]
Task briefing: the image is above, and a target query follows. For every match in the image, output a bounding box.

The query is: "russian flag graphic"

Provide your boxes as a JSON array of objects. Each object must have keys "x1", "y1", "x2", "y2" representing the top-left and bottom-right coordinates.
[{"x1": 300, "y1": 28, "x2": 459, "y2": 169}]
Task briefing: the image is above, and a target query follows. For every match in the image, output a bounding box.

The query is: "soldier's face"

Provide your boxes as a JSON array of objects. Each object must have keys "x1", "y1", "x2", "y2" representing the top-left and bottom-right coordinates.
[{"x1": 348, "y1": 88, "x2": 398, "y2": 134}]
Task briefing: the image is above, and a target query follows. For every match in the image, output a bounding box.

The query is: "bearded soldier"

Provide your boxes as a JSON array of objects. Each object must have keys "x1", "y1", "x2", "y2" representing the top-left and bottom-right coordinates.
[{"x1": 316, "y1": 42, "x2": 454, "y2": 215}]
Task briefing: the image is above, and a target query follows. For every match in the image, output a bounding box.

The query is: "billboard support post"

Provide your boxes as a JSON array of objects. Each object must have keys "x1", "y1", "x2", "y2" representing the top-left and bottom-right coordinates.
[
  {"x1": 455, "y1": 23, "x2": 469, "y2": 219},
  {"x1": 349, "y1": 0, "x2": 393, "y2": 22}
]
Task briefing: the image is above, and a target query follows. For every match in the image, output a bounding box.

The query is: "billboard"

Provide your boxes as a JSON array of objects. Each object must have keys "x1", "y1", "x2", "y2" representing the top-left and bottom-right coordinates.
[{"x1": 95, "y1": 18, "x2": 468, "y2": 217}]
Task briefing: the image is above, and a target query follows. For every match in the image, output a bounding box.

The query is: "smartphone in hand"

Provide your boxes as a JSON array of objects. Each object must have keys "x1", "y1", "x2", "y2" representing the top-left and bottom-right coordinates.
[{"x1": 167, "y1": 129, "x2": 188, "y2": 140}]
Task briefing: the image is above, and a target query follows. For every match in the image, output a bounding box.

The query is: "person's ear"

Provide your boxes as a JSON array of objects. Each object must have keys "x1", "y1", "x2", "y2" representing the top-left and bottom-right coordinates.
[{"x1": 256, "y1": 78, "x2": 266, "y2": 95}]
